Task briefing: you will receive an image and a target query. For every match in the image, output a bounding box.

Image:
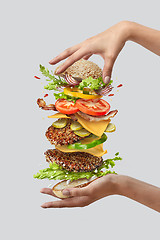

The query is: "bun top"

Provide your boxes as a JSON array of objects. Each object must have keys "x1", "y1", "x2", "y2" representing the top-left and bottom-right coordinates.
[{"x1": 54, "y1": 59, "x2": 102, "y2": 80}]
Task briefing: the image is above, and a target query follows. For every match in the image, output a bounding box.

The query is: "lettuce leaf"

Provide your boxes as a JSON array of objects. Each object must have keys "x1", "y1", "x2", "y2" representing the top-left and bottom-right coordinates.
[
  {"x1": 53, "y1": 92, "x2": 79, "y2": 103},
  {"x1": 78, "y1": 76, "x2": 113, "y2": 91},
  {"x1": 33, "y1": 153, "x2": 122, "y2": 181}
]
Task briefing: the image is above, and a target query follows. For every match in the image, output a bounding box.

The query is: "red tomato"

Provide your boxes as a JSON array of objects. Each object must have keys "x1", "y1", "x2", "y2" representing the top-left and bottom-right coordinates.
[
  {"x1": 55, "y1": 99, "x2": 79, "y2": 114},
  {"x1": 75, "y1": 99, "x2": 110, "y2": 116}
]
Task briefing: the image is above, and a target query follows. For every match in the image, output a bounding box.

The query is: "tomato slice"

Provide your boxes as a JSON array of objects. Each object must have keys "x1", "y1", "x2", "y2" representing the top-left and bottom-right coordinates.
[
  {"x1": 55, "y1": 99, "x2": 79, "y2": 114},
  {"x1": 75, "y1": 99, "x2": 110, "y2": 116}
]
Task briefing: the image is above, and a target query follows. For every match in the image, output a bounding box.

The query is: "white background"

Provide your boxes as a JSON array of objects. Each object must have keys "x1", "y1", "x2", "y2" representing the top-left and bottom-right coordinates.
[{"x1": 1, "y1": 0, "x2": 160, "y2": 239}]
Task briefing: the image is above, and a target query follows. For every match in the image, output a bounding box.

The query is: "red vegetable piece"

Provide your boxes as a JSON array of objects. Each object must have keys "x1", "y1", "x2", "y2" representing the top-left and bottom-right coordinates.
[
  {"x1": 108, "y1": 94, "x2": 114, "y2": 97},
  {"x1": 117, "y1": 84, "x2": 123, "y2": 88},
  {"x1": 34, "y1": 76, "x2": 40, "y2": 79},
  {"x1": 75, "y1": 99, "x2": 110, "y2": 116}
]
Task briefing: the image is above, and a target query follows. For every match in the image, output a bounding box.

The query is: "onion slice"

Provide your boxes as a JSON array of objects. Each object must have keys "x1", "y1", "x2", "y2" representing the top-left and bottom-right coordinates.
[
  {"x1": 96, "y1": 84, "x2": 113, "y2": 96},
  {"x1": 65, "y1": 74, "x2": 80, "y2": 86}
]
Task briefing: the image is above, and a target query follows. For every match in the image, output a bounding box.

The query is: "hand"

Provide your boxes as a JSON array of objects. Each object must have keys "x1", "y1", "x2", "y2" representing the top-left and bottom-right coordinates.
[
  {"x1": 40, "y1": 174, "x2": 118, "y2": 208},
  {"x1": 49, "y1": 21, "x2": 129, "y2": 84}
]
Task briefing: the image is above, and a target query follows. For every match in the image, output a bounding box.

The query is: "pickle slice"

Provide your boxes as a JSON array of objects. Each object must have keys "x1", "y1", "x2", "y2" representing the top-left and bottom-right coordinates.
[
  {"x1": 105, "y1": 123, "x2": 116, "y2": 132},
  {"x1": 52, "y1": 118, "x2": 68, "y2": 128},
  {"x1": 74, "y1": 128, "x2": 91, "y2": 137},
  {"x1": 70, "y1": 121, "x2": 83, "y2": 131}
]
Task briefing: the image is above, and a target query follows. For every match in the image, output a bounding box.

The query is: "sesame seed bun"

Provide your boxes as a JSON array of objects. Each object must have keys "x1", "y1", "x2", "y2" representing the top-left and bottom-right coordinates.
[{"x1": 54, "y1": 59, "x2": 102, "y2": 80}]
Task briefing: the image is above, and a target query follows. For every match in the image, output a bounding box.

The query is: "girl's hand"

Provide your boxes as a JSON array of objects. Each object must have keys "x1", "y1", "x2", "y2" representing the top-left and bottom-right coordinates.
[
  {"x1": 49, "y1": 21, "x2": 129, "y2": 85},
  {"x1": 49, "y1": 21, "x2": 160, "y2": 85},
  {"x1": 40, "y1": 174, "x2": 160, "y2": 212},
  {"x1": 40, "y1": 174, "x2": 118, "y2": 208}
]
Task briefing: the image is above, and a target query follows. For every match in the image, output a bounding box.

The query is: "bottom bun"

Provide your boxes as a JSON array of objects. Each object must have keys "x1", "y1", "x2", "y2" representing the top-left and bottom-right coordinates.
[{"x1": 52, "y1": 177, "x2": 98, "y2": 199}]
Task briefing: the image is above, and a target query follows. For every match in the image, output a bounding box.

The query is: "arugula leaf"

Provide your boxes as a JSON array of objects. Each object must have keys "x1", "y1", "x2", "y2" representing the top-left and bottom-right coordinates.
[
  {"x1": 33, "y1": 153, "x2": 122, "y2": 181},
  {"x1": 39, "y1": 65, "x2": 68, "y2": 91},
  {"x1": 53, "y1": 92, "x2": 79, "y2": 103}
]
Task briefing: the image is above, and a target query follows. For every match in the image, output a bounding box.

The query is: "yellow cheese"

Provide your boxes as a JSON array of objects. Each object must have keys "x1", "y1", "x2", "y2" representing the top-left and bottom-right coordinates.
[
  {"x1": 55, "y1": 135, "x2": 107, "y2": 157},
  {"x1": 56, "y1": 144, "x2": 107, "y2": 157},
  {"x1": 75, "y1": 113, "x2": 110, "y2": 137},
  {"x1": 48, "y1": 112, "x2": 110, "y2": 137},
  {"x1": 48, "y1": 113, "x2": 70, "y2": 119}
]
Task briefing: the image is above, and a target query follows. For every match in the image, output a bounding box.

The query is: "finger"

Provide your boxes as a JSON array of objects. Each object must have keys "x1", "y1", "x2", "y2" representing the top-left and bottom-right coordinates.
[
  {"x1": 55, "y1": 47, "x2": 89, "y2": 74},
  {"x1": 102, "y1": 57, "x2": 114, "y2": 84},
  {"x1": 83, "y1": 54, "x2": 92, "y2": 60},
  {"x1": 49, "y1": 44, "x2": 81, "y2": 65},
  {"x1": 41, "y1": 196, "x2": 90, "y2": 208},
  {"x1": 62, "y1": 186, "x2": 90, "y2": 197},
  {"x1": 40, "y1": 188, "x2": 58, "y2": 198}
]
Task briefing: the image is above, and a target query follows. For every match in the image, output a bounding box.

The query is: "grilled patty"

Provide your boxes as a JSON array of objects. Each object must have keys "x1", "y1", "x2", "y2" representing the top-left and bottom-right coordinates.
[
  {"x1": 45, "y1": 149, "x2": 103, "y2": 172},
  {"x1": 45, "y1": 119, "x2": 84, "y2": 146}
]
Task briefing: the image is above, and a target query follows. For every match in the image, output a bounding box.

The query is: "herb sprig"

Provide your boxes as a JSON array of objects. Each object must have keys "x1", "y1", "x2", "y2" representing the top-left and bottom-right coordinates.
[{"x1": 39, "y1": 64, "x2": 67, "y2": 91}]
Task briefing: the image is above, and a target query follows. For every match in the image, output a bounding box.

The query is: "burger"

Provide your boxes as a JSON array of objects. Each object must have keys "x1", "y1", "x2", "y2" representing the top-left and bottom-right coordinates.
[{"x1": 34, "y1": 59, "x2": 122, "y2": 198}]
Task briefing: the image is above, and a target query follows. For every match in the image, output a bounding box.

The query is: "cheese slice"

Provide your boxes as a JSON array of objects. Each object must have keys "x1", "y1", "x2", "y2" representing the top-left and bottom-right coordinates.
[
  {"x1": 75, "y1": 113, "x2": 110, "y2": 137},
  {"x1": 56, "y1": 144, "x2": 107, "y2": 157},
  {"x1": 55, "y1": 135, "x2": 107, "y2": 157},
  {"x1": 48, "y1": 113, "x2": 70, "y2": 119},
  {"x1": 48, "y1": 113, "x2": 110, "y2": 137}
]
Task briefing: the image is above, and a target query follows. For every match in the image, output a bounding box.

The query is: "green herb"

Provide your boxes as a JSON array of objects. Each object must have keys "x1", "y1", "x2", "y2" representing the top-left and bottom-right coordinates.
[
  {"x1": 33, "y1": 153, "x2": 122, "y2": 181},
  {"x1": 39, "y1": 64, "x2": 67, "y2": 91},
  {"x1": 78, "y1": 76, "x2": 113, "y2": 91},
  {"x1": 54, "y1": 92, "x2": 79, "y2": 103}
]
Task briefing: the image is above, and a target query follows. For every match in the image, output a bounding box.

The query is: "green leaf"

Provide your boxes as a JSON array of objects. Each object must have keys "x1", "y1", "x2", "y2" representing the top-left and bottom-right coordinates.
[
  {"x1": 39, "y1": 64, "x2": 68, "y2": 91},
  {"x1": 53, "y1": 92, "x2": 79, "y2": 103},
  {"x1": 78, "y1": 76, "x2": 113, "y2": 91}
]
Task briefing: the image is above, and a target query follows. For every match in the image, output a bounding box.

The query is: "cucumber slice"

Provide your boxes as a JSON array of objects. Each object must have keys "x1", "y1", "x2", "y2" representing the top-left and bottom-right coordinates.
[
  {"x1": 68, "y1": 133, "x2": 107, "y2": 149},
  {"x1": 74, "y1": 128, "x2": 91, "y2": 137},
  {"x1": 70, "y1": 121, "x2": 83, "y2": 131},
  {"x1": 52, "y1": 118, "x2": 68, "y2": 128},
  {"x1": 105, "y1": 123, "x2": 116, "y2": 132}
]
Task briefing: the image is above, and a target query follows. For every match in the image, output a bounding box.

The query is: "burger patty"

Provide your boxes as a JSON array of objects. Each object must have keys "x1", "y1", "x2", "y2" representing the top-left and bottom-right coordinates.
[
  {"x1": 45, "y1": 149, "x2": 103, "y2": 172},
  {"x1": 45, "y1": 119, "x2": 84, "y2": 146}
]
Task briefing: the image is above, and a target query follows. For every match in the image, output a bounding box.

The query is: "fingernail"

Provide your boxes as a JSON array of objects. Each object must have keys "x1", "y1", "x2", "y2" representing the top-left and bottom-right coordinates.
[
  {"x1": 103, "y1": 76, "x2": 110, "y2": 85},
  {"x1": 41, "y1": 204, "x2": 47, "y2": 208},
  {"x1": 49, "y1": 60, "x2": 54, "y2": 64},
  {"x1": 62, "y1": 189, "x2": 70, "y2": 196},
  {"x1": 55, "y1": 67, "x2": 61, "y2": 74}
]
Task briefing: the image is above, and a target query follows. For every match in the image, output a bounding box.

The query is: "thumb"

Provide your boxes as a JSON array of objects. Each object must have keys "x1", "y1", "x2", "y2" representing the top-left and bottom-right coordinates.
[
  {"x1": 62, "y1": 187, "x2": 89, "y2": 197},
  {"x1": 102, "y1": 58, "x2": 114, "y2": 84}
]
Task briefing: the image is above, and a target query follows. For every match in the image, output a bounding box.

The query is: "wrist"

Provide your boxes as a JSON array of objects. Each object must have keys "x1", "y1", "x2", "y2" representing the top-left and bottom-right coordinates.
[
  {"x1": 118, "y1": 21, "x2": 135, "y2": 42},
  {"x1": 105, "y1": 174, "x2": 123, "y2": 195},
  {"x1": 109, "y1": 174, "x2": 128, "y2": 196}
]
